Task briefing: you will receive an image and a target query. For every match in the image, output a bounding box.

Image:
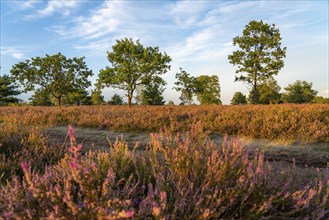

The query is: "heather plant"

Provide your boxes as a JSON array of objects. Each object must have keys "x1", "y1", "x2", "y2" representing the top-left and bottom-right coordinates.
[
  {"x1": 0, "y1": 117, "x2": 66, "y2": 183},
  {"x1": 0, "y1": 123, "x2": 328, "y2": 219},
  {"x1": 1, "y1": 104, "x2": 328, "y2": 142}
]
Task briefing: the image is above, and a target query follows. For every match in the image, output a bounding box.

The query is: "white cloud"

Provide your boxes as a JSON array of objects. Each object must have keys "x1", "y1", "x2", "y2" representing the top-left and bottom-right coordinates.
[
  {"x1": 27, "y1": 0, "x2": 80, "y2": 18},
  {"x1": 19, "y1": 0, "x2": 40, "y2": 9},
  {"x1": 52, "y1": 1, "x2": 125, "y2": 39},
  {"x1": 170, "y1": 1, "x2": 210, "y2": 27},
  {"x1": 73, "y1": 38, "x2": 116, "y2": 56},
  {"x1": 0, "y1": 47, "x2": 25, "y2": 59}
]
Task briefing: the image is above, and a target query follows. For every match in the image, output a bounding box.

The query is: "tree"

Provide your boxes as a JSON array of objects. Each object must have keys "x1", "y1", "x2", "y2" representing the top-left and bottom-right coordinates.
[
  {"x1": 195, "y1": 75, "x2": 221, "y2": 105},
  {"x1": 228, "y1": 20, "x2": 286, "y2": 104},
  {"x1": 108, "y1": 93, "x2": 123, "y2": 105},
  {"x1": 63, "y1": 89, "x2": 91, "y2": 105},
  {"x1": 141, "y1": 76, "x2": 166, "y2": 105},
  {"x1": 257, "y1": 77, "x2": 281, "y2": 104},
  {"x1": 167, "y1": 100, "x2": 175, "y2": 105},
  {"x1": 97, "y1": 38, "x2": 171, "y2": 107},
  {"x1": 91, "y1": 89, "x2": 104, "y2": 105},
  {"x1": 10, "y1": 53, "x2": 93, "y2": 106},
  {"x1": 231, "y1": 92, "x2": 247, "y2": 105},
  {"x1": 174, "y1": 68, "x2": 196, "y2": 105},
  {"x1": 312, "y1": 96, "x2": 329, "y2": 104},
  {"x1": 0, "y1": 74, "x2": 21, "y2": 105},
  {"x1": 282, "y1": 80, "x2": 318, "y2": 103},
  {"x1": 29, "y1": 88, "x2": 53, "y2": 106}
]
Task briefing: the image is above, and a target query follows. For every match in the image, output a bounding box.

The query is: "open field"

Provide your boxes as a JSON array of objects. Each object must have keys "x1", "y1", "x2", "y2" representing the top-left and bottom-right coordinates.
[
  {"x1": 0, "y1": 105, "x2": 328, "y2": 219},
  {"x1": 1, "y1": 104, "x2": 328, "y2": 142}
]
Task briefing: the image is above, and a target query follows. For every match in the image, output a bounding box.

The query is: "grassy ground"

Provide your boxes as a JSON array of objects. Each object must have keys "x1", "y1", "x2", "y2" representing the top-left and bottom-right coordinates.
[{"x1": 47, "y1": 126, "x2": 329, "y2": 168}]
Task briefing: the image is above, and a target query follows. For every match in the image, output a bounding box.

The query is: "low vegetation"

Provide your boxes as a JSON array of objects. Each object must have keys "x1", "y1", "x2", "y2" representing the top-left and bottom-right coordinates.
[
  {"x1": 0, "y1": 119, "x2": 328, "y2": 219},
  {"x1": 1, "y1": 105, "x2": 328, "y2": 143}
]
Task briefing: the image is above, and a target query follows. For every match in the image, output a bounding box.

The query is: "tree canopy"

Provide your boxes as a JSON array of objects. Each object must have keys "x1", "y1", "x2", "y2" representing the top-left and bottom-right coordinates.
[
  {"x1": 312, "y1": 96, "x2": 329, "y2": 104},
  {"x1": 108, "y1": 93, "x2": 124, "y2": 105},
  {"x1": 10, "y1": 53, "x2": 93, "y2": 106},
  {"x1": 257, "y1": 77, "x2": 281, "y2": 104},
  {"x1": 228, "y1": 20, "x2": 286, "y2": 104},
  {"x1": 231, "y1": 92, "x2": 247, "y2": 105},
  {"x1": 195, "y1": 75, "x2": 221, "y2": 105},
  {"x1": 29, "y1": 88, "x2": 53, "y2": 106},
  {"x1": 282, "y1": 80, "x2": 318, "y2": 103},
  {"x1": 174, "y1": 68, "x2": 196, "y2": 105},
  {"x1": 91, "y1": 89, "x2": 104, "y2": 105},
  {"x1": 0, "y1": 74, "x2": 21, "y2": 106},
  {"x1": 140, "y1": 76, "x2": 166, "y2": 105},
  {"x1": 97, "y1": 38, "x2": 171, "y2": 107}
]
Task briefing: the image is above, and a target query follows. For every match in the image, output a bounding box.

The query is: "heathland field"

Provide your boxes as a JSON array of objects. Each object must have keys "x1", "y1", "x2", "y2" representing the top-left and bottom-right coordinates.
[{"x1": 0, "y1": 105, "x2": 328, "y2": 219}]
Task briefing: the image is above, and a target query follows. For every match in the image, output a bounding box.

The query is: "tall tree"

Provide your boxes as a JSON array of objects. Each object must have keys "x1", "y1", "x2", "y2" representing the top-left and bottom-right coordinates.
[
  {"x1": 231, "y1": 92, "x2": 247, "y2": 105},
  {"x1": 174, "y1": 68, "x2": 196, "y2": 105},
  {"x1": 195, "y1": 75, "x2": 221, "y2": 105},
  {"x1": 97, "y1": 38, "x2": 171, "y2": 107},
  {"x1": 10, "y1": 53, "x2": 93, "y2": 106},
  {"x1": 0, "y1": 74, "x2": 21, "y2": 105},
  {"x1": 141, "y1": 76, "x2": 166, "y2": 105},
  {"x1": 228, "y1": 20, "x2": 286, "y2": 104},
  {"x1": 282, "y1": 80, "x2": 318, "y2": 103}
]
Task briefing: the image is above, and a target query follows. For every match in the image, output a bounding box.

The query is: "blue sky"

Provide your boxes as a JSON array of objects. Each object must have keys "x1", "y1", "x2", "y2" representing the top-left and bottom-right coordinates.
[{"x1": 1, "y1": 0, "x2": 328, "y2": 104}]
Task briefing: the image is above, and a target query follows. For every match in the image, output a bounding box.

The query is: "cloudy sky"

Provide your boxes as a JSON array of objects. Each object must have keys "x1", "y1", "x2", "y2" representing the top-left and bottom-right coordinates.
[{"x1": 1, "y1": 0, "x2": 328, "y2": 104}]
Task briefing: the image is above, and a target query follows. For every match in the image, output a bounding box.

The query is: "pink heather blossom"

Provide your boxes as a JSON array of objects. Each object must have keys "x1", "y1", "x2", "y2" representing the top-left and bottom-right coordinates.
[
  {"x1": 20, "y1": 162, "x2": 29, "y2": 171},
  {"x1": 68, "y1": 125, "x2": 74, "y2": 138},
  {"x1": 69, "y1": 162, "x2": 77, "y2": 169}
]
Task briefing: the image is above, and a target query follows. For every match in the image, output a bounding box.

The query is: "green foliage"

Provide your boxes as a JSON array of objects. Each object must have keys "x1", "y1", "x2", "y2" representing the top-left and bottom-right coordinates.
[
  {"x1": 141, "y1": 76, "x2": 166, "y2": 105},
  {"x1": 257, "y1": 77, "x2": 282, "y2": 104},
  {"x1": 108, "y1": 93, "x2": 123, "y2": 105},
  {"x1": 174, "y1": 68, "x2": 196, "y2": 105},
  {"x1": 228, "y1": 20, "x2": 286, "y2": 104},
  {"x1": 91, "y1": 89, "x2": 104, "y2": 105},
  {"x1": 282, "y1": 80, "x2": 318, "y2": 103},
  {"x1": 195, "y1": 75, "x2": 221, "y2": 105},
  {"x1": 97, "y1": 38, "x2": 171, "y2": 107},
  {"x1": 231, "y1": 92, "x2": 247, "y2": 105},
  {"x1": 29, "y1": 88, "x2": 53, "y2": 106},
  {"x1": 167, "y1": 100, "x2": 175, "y2": 105},
  {"x1": 63, "y1": 89, "x2": 91, "y2": 106},
  {"x1": 0, "y1": 74, "x2": 21, "y2": 106},
  {"x1": 312, "y1": 96, "x2": 329, "y2": 104},
  {"x1": 10, "y1": 53, "x2": 93, "y2": 106}
]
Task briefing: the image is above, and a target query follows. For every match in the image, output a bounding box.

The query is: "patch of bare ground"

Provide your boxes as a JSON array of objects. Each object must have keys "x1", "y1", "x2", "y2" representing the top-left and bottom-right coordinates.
[
  {"x1": 46, "y1": 126, "x2": 329, "y2": 168},
  {"x1": 46, "y1": 126, "x2": 150, "y2": 152}
]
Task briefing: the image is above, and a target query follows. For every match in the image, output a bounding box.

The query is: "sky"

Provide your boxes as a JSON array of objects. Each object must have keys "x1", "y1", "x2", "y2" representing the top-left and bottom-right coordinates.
[{"x1": 1, "y1": 0, "x2": 328, "y2": 104}]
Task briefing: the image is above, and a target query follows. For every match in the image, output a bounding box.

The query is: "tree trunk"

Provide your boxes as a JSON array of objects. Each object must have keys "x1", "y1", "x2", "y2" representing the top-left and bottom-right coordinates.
[
  {"x1": 58, "y1": 96, "x2": 61, "y2": 106},
  {"x1": 127, "y1": 88, "x2": 134, "y2": 108},
  {"x1": 252, "y1": 72, "x2": 260, "y2": 104},
  {"x1": 128, "y1": 95, "x2": 132, "y2": 107}
]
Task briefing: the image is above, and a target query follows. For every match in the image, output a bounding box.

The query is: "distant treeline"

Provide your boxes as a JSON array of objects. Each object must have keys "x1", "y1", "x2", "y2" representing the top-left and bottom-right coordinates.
[{"x1": 1, "y1": 20, "x2": 328, "y2": 106}]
